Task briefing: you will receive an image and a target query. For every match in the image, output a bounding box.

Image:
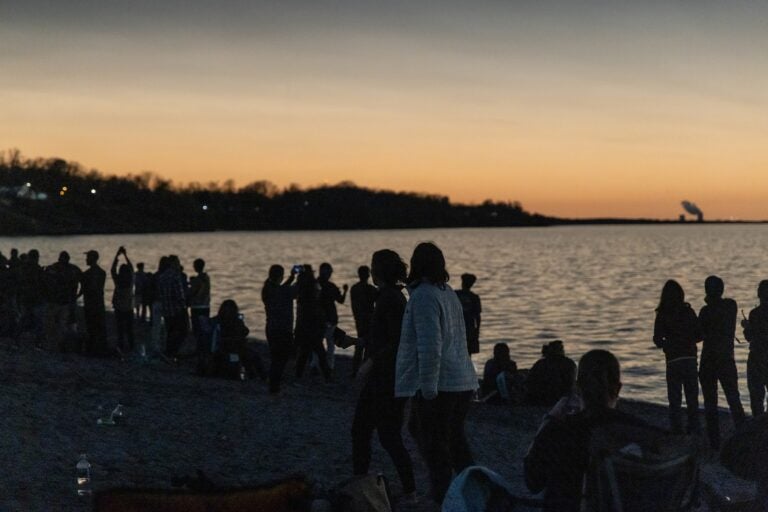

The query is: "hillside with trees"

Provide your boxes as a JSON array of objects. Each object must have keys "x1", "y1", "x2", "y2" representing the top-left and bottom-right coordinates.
[{"x1": 0, "y1": 150, "x2": 552, "y2": 235}]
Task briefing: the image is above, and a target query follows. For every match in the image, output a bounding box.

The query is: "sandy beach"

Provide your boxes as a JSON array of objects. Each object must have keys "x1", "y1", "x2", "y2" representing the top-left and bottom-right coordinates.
[{"x1": 0, "y1": 320, "x2": 758, "y2": 511}]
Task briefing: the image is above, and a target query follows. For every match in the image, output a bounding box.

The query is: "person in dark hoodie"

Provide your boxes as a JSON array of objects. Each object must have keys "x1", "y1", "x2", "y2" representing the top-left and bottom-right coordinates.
[
  {"x1": 742, "y1": 280, "x2": 768, "y2": 417},
  {"x1": 351, "y1": 249, "x2": 416, "y2": 500},
  {"x1": 654, "y1": 279, "x2": 702, "y2": 434},
  {"x1": 525, "y1": 340, "x2": 577, "y2": 406},
  {"x1": 698, "y1": 275, "x2": 745, "y2": 449}
]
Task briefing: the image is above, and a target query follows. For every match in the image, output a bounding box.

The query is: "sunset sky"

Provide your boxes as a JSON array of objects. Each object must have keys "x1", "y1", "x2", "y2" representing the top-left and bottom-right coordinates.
[{"x1": 2, "y1": 0, "x2": 767, "y2": 219}]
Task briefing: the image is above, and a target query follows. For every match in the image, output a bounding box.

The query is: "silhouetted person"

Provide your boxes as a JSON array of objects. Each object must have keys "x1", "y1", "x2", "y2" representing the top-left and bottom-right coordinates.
[
  {"x1": 45, "y1": 251, "x2": 81, "y2": 351},
  {"x1": 395, "y1": 242, "x2": 477, "y2": 506},
  {"x1": 79, "y1": 250, "x2": 107, "y2": 355},
  {"x1": 295, "y1": 265, "x2": 331, "y2": 381},
  {"x1": 654, "y1": 279, "x2": 702, "y2": 434},
  {"x1": 742, "y1": 280, "x2": 768, "y2": 416},
  {"x1": 209, "y1": 300, "x2": 265, "y2": 380},
  {"x1": 525, "y1": 340, "x2": 577, "y2": 406},
  {"x1": 525, "y1": 350, "x2": 651, "y2": 512},
  {"x1": 8, "y1": 248, "x2": 20, "y2": 270},
  {"x1": 698, "y1": 275, "x2": 745, "y2": 449},
  {"x1": 188, "y1": 258, "x2": 211, "y2": 358},
  {"x1": 456, "y1": 273, "x2": 482, "y2": 356},
  {"x1": 481, "y1": 342, "x2": 518, "y2": 401},
  {"x1": 350, "y1": 265, "x2": 377, "y2": 377},
  {"x1": 19, "y1": 249, "x2": 47, "y2": 346},
  {"x1": 314, "y1": 262, "x2": 348, "y2": 373},
  {"x1": 158, "y1": 255, "x2": 189, "y2": 358},
  {"x1": 134, "y1": 262, "x2": 149, "y2": 321},
  {"x1": 352, "y1": 250, "x2": 415, "y2": 497},
  {"x1": 111, "y1": 247, "x2": 135, "y2": 354},
  {"x1": 261, "y1": 264, "x2": 297, "y2": 393}
]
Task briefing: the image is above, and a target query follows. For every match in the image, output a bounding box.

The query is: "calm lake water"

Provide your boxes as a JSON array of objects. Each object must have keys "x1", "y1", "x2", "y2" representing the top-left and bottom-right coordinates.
[{"x1": 2, "y1": 225, "x2": 766, "y2": 405}]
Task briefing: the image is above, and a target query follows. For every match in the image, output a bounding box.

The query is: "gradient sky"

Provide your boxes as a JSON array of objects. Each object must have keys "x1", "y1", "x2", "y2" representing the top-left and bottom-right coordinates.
[{"x1": 2, "y1": 0, "x2": 767, "y2": 219}]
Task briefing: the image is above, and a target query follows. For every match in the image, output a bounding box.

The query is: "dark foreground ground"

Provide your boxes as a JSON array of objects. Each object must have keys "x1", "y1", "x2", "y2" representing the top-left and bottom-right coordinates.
[{"x1": 0, "y1": 322, "x2": 757, "y2": 511}]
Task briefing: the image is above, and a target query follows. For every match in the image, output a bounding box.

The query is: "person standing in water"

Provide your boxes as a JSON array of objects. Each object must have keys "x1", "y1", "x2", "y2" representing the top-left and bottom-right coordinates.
[{"x1": 698, "y1": 275, "x2": 745, "y2": 449}]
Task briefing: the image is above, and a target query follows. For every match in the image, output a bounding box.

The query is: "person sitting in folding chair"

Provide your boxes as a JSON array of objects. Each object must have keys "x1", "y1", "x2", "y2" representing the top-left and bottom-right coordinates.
[{"x1": 525, "y1": 350, "x2": 682, "y2": 512}]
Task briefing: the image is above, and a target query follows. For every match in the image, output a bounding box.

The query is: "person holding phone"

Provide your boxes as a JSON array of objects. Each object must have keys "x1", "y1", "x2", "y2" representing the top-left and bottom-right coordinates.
[{"x1": 261, "y1": 264, "x2": 298, "y2": 393}]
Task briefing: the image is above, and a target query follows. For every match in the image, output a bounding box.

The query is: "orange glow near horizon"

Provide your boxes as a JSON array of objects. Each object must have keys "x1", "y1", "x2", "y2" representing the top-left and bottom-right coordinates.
[{"x1": 3, "y1": 1, "x2": 768, "y2": 220}]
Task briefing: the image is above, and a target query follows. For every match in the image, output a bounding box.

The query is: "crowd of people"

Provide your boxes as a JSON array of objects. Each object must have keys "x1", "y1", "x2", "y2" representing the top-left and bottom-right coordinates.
[{"x1": 4, "y1": 242, "x2": 768, "y2": 510}]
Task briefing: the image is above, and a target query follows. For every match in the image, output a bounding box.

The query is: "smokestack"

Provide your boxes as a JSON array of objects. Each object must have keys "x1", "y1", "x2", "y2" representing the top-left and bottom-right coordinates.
[{"x1": 681, "y1": 201, "x2": 704, "y2": 223}]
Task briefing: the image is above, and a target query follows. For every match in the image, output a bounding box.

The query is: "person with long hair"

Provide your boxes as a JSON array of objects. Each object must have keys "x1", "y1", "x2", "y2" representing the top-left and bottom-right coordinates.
[
  {"x1": 294, "y1": 265, "x2": 332, "y2": 382},
  {"x1": 351, "y1": 250, "x2": 416, "y2": 500},
  {"x1": 209, "y1": 299, "x2": 264, "y2": 380},
  {"x1": 653, "y1": 279, "x2": 702, "y2": 434},
  {"x1": 525, "y1": 350, "x2": 650, "y2": 512},
  {"x1": 395, "y1": 242, "x2": 477, "y2": 506}
]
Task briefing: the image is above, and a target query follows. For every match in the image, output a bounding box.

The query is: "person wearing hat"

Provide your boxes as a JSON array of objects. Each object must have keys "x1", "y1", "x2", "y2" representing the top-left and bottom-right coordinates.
[
  {"x1": 456, "y1": 273, "x2": 482, "y2": 357},
  {"x1": 79, "y1": 250, "x2": 107, "y2": 355},
  {"x1": 698, "y1": 275, "x2": 745, "y2": 449}
]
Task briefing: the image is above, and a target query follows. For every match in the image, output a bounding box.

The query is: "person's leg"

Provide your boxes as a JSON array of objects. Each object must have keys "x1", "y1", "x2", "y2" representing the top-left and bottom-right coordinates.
[
  {"x1": 312, "y1": 335, "x2": 331, "y2": 381},
  {"x1": 125, "y1": 311, "x2": 135, "y2": 351},
  {"x1": 720, "y1": 359, "x2": 746, "y2": 427},
  {"x1": 324, "y1": 322, "x2": 336, "y2": 370},
  {"x1": 748, "y1": 353, "x2": 766, "y2": 417},
  {"x1": 666, "y1": 361, "x2": 684, "y2": 433},
  {"x1": 351, "y1": 390, "x2": 377, "y2": 476},
  {"x1": 164, "y1": 314, "x2": 181, "y2": 357},
  {"x1": 445, "y1": 390, "x2": 475, "y2": 472},
  {"x1": 699, "y1": 359, "x2": 720, "y2": 448},
  {"x1": 376, "y1": 395, "x2": 416, "y2": 494},
  {"x1": 94, "y1": 310, "x2": 108, "y2": 355},
  {"x1": 32, "y1": 303, "x2": 47, "y2": 347},
  {"x1": 268, "y1": 330, "x2": 291, "y2": 393},
  {"x1": 415, "y1": 393, "x2": 454, "y2": 504},
  {"x1": 295, "y1": 337, "x2": 309, "y2": 378},
  {"x1": 682, "y1": 359, "x2": 701, "y2": 433},
  {"x1": 115, "y1": 310, "x2": 126, "y2": 351}
]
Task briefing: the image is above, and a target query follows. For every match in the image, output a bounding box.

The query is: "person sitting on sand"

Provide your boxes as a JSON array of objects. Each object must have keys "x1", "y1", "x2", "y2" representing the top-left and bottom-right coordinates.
[
  {"x1": 524, "y1": 349, "x2": 650, "y2": 512},
  {"x1": 208, "y1": 300, "x2": 265, "y2": 380},
  {"x1": 481, "y1": 343, "x2": 523, "y2": 404},
  {"x1": 525, "y1": 340, "x2": 576, "y2": 406}
]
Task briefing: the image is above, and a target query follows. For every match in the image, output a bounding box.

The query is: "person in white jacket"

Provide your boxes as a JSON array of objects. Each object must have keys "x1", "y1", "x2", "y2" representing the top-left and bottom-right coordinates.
[{"x1": 395, "y1": 242, "x2": 478, "y2": 505}]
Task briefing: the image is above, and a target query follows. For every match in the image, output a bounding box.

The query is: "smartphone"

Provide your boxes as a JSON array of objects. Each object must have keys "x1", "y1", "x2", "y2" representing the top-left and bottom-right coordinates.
[{"x1": 292, "y1": 264, "x2": 303, "y2": 274}]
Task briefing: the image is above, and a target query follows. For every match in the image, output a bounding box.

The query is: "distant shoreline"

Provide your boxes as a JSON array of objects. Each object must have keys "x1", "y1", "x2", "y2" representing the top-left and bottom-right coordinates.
[{"x1": 0, "y1": 220, "x2": 766, "y2": 238}]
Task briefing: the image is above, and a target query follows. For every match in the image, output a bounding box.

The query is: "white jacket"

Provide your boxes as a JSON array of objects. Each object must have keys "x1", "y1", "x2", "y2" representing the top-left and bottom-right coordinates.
[{"x1": 395, "y1": 282, "x2": 478, "y2": 398}]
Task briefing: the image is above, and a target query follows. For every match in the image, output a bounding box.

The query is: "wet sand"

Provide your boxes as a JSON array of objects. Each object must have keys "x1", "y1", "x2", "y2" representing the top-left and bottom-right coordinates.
[{"x1": 0, "y1": 323, "x2": 757, "y2": 511}]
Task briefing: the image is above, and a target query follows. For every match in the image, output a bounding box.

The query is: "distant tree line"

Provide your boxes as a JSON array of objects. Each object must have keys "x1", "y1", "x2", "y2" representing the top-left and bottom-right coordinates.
[{"x1": 0, "y1": 150, "x2": 552, "y2": 235}]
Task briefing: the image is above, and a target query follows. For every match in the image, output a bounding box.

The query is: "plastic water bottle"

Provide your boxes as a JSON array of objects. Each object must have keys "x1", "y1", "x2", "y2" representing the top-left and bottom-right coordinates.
[
  {"x1": 239, "y1": 365, "x2": 246, "y2": 381},
  {"x1": 76, "y1": 454, "x2": 91, "y2": 496}
]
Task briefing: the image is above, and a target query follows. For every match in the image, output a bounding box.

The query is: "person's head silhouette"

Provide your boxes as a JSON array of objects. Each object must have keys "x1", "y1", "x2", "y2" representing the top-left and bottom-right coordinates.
[
  {"x1": 319, "y1": 262, "x2": 333, "y2": 281},
  {"x1": 194, "y1": 258, "x2": 205, "y2": 274},
  {"x1": 461, "y1": 273, "x2": 477, "y2": 291},
  {"x1": 407, "y1": 242, "x2": 448, "y2": 287},
  {"x1": 657, "y1": 279, "x2": 685, "y2": 312},
  {"x1": 85, "y1": 250, "x2": 99, "y2": 267},
  {"x1": 704, "y1": 275, "x2": 724, "y2": 300},
  {"x1": 577, "y1": 349, "x2": 622, "y2": 409},
  {"x1": 357, "y1": 265, "x2": 370, "y2": 283},
  {"x1": 371, "y1": 250, "x2": 407, "y2": 287},
  {"x1": 268, "y1": 264, "x2": 285, "y2": 284},
  {"x1": 58, "y1": 251, "x2": 70, "y2": 264}
]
